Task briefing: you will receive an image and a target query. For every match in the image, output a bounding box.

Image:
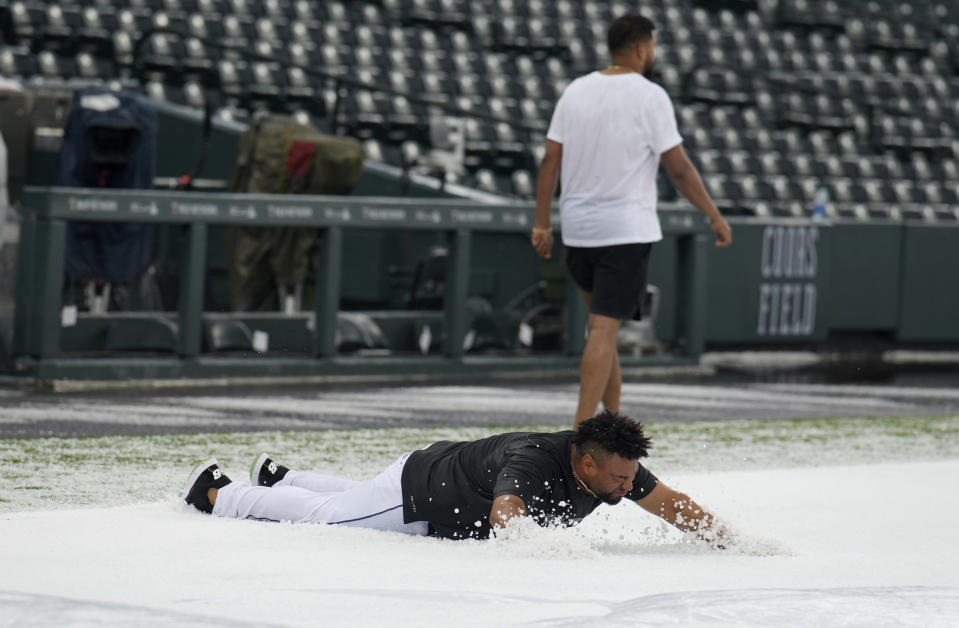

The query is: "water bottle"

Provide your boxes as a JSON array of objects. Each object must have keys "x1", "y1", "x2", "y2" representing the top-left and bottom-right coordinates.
[{"x1": 812, "y1": 185, "x2": 828, "y2": 221}]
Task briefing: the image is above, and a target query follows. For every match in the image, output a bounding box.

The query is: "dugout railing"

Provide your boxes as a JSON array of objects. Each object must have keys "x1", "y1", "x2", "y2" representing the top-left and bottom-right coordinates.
[{"x1": 7, "y1": 187, "x2": 711, "y2": 384}]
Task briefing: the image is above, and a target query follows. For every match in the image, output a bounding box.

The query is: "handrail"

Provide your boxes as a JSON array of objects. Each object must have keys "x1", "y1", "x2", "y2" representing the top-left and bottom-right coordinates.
[{"x1": 13, "y1": 186, "x2": 710, "y2": 376}]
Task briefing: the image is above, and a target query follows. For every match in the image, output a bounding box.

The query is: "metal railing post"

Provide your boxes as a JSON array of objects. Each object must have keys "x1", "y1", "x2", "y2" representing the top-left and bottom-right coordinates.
[
  {"x1": 564, "y1": 278, "x2": 587, "y2": 356},
  {"x1": 678, "y1": 233, "x2": 708, "y2": 358},
  {"x1": 178, "y1": 222, "x2": 207, "y2": 357},
  {"x1": 313, "y1": 226, "x2": 343, "y2": 358},
  {"x1": 12, "y1": 208, "x2": 37, "y2": 359},
  {"x1": 443, "y1": 228, "x2": 471, "y2": 358},
  {"x1": 30, "y1": 216, "x2": 67, "y2": 359}
]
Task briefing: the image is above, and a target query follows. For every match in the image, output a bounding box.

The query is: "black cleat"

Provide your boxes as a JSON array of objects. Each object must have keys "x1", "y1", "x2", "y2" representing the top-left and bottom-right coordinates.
[
  {"x1": 181, "y1": 458, "x2": 231, "y2": 513},
  {"x1": 250, "y1": 453, "x2": 289, "y2": 487}
]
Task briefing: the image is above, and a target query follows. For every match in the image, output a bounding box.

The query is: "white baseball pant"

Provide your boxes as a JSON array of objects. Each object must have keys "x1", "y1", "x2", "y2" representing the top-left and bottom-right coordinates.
[{"x1": 211, "y1": 452, "x2": 429, "y2": 535}]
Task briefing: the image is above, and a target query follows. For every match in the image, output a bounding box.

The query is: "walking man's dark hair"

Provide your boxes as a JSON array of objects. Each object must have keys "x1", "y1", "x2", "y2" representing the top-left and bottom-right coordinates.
[
  {"x1": 607, "y1": 14, "x2": 656, "y2": 54},
  {"x1": 573, "y1": 410, "x2": 653, "y2": 462}
]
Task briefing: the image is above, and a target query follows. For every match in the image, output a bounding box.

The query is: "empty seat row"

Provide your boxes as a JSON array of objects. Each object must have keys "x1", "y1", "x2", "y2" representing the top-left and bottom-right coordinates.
[
  {"x1": 696, "y1": 149, "x2": 959, "y2": 182},
  {"x1": 0, "y1": 46, "x2": 117, "y2": 81},
  {"x1": 748, "y1": 199, "x2": 959, "y2": 222},
  {"x1": 706, "y1": 173, "x2": 959, "y2": 205},
  {"x1": 1, "y1": 4, "x2": 383, "y2": 48},
  {"x1": 4, "y1": 0, "x2": 375, "y2": 23},
  {"x1": 2, "y1": 0, "x2": 957, "y2": 217},
  {"x1": 682, "y1": 127, "x2": 862, "y2": 155}
]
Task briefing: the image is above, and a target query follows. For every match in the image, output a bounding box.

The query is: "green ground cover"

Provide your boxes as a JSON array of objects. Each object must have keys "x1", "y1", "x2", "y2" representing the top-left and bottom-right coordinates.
[{"x1": 1, "y1": 415, "x2": 956, "y2": 512}]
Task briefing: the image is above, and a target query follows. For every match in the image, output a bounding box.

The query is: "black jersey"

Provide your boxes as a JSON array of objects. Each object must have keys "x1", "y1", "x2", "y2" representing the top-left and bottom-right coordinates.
[{"x1": 400, "y1": 430, "x2": 658, "y2": 540}]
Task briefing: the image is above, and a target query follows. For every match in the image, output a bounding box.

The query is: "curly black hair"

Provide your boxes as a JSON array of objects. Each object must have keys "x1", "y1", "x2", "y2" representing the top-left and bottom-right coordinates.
[{"x1": 572, "y1": 410, "x2": 653, "y2": 461}]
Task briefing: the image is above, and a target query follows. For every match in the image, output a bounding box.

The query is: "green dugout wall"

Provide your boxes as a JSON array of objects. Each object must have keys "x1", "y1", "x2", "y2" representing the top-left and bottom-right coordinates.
[
  {"x1": 898, "y1": 223, "x2": 959, "y2": 342},
  {"x1": 703, "y1": 219, "x2": 959, "y2": 345},
  {"x1": 4, "y1": 187, "x2": 710, "y2": 383},
  {"x1": 3, "y1": 186, "x2": 958, "y2": 385}
]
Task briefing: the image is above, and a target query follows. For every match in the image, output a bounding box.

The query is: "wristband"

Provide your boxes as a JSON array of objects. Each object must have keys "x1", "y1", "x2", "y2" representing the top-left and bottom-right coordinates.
[{"x1": 531, "y1": 228, "x2": 551, "y2": 234}]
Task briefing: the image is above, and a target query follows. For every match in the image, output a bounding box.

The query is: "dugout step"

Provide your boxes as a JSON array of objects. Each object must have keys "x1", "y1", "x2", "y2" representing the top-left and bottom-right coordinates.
[{"x1": 104, "y1": 315, "x2": 179, "y2": 353}]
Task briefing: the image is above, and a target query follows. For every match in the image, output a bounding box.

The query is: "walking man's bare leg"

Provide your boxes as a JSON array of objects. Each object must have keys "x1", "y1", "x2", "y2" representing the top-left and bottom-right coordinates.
[
  {"x1": 575, "y1": 291, "x2": 622, "y2": 427},
  {"x1": 602, "y1": 350, "x2": 621, "y2": 415}
]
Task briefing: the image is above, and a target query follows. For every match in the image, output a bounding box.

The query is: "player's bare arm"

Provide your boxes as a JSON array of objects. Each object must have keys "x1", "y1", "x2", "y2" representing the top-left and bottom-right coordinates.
[
  {"x1": 531, "y1": 140, "x2": 562, "y2": 259},
  {"x1": 636, "y1": 481, "x2": 724, "y2": 545},
  {"x1": 490, "y1": 493, "x2": 528, "y2": 528},
  {"x1": 660, "y1": 145, "x2": 733, "y2": 248}
]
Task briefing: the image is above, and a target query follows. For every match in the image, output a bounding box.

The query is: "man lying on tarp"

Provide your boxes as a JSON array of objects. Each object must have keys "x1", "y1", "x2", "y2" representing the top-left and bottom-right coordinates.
[{"x1": 180, "y1": 411, "x2": 725, "y2": 545}]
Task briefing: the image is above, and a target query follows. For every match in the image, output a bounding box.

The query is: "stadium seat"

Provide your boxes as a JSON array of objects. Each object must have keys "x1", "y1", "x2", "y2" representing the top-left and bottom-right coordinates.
[
  {"x1": 758, "y1": 152, "x2": 784, "y2": 177},
  {"x1": 7, "y1": 1, "x2": 43, "y2": 42},
  {"x1": 348, "y1": 90, "x2": 385, "y2": 139},
  {"x1": 474, "y1": 168, "x2": 499, "y2": 194},
  {"x1": 195, "y1": 0, "x2": 226, "y2": 15},
  {"x1": 179, "y1": 38, "x2": 215, "y2": 82},
  {"x1": 116, "y1": 9, "x2": 151, "y2": 36},
  {"x1": 248, "y1": 61, "x2": 286, "y2": 109},
  {"x1": 283, "y1": 66, "x2": 317, "y2": 110},
  {"x1": 386, "y1": 95, "x2": 425, "y2": 143},
  {"x1": 697, "y1": 151, "x2": 729, "y2": 176},
  {"x1": 222, "y1": 15, "x2": 255, "y2": 48},
  {"x1": 37, "y1": 51, "x2": 74, "y2": 79},
  {"x1": 76, "y1": 52, "x2": 114, "y2": 80},
  {"x1": 226, "y1": 0, "x2": 255, "y2": 17},
  {"x1": 491, "y1": 122, "x2": 526, "y2": 171},
  {"x1": 181, "y1": 79, "x2": 205, "y2": 109},
  {"x1": 0, "y1": 0, "x2": 953, "y2": 218},
  {"x1": 364, "y1": 138, "x2": 386, "y2": 163},
  {"x1": 216, "y1": 59, "x2": 251, "y2": 102},
  {"x1": 400, "y1": 139, "x2": 424, "y2": 169},
  {"x1": 75, "y1": 7, "x2": 116, "y2": 55},
  {"x1": 509, "y1": 169, "x2": 533, "y2": 197},
  {"x1": 140, "y1": 33, "x2": 183, "y2": 83},
  {"x1": 0, "y1": 46, "x2": 36, "y2": 78},
  {"x1": 40, "y1": 5, "x2": 80, "y2": 53},
  {"x1": 863, "y1": 180, "x2": 888, "y2": 205}
]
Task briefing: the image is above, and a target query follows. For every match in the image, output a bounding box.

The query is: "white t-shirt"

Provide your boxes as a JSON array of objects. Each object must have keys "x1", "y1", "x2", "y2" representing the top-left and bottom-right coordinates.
[{"x1": 547, "y1": 71, "x2": 682, "y2": 247}]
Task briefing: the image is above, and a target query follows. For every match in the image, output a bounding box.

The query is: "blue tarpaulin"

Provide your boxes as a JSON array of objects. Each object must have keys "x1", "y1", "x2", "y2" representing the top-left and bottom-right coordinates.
[{"x1": 56, "y1": 88, "x2": 157, "y2": 284}]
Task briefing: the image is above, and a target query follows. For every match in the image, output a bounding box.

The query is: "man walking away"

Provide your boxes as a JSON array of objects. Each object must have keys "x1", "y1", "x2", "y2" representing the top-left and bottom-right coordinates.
[{"x1": 531, "y1": 14, "x2": 733, "y2": 427}]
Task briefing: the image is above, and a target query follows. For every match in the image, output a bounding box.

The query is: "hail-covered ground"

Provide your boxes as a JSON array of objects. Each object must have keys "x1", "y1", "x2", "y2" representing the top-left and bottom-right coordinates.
[{"x1": 0, "y1": 377, "x2": 957, "y2": 627}]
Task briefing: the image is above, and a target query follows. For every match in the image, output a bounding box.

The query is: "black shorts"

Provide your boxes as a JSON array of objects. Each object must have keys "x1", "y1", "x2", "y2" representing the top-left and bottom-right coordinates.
[{"x1": 565, "y1": 242, "x2": 653, "y2": 320}]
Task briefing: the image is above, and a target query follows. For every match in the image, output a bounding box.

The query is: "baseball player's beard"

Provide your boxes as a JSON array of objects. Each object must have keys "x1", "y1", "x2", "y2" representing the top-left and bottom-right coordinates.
[
  {"x1": 642, "y1": 60, "x2": 656, "y2": 80},
  {"x1": 591, "y1": 485, "x2": 625, "y2": 506}
]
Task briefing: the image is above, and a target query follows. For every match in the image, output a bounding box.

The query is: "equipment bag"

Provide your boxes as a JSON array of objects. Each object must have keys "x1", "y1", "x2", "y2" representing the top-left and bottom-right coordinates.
[
  {"x1": 226, "y1": 114, "x2": 364, "y2": 311},
  {"x1": 55, "y1": 87, "x2": 161, "y2": 310},
  {"x1": 56, "y1": 88, "x2": 156, "y2": 188},
  {"x1": 229, "y1": 114, "x2": 364, "y2": 195}
]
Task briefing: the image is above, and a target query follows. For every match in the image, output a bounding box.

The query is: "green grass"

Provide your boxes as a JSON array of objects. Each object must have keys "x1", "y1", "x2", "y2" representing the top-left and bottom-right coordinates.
[{"x1": 0, "y1": 415, "x2": 956, "y2": 513}]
